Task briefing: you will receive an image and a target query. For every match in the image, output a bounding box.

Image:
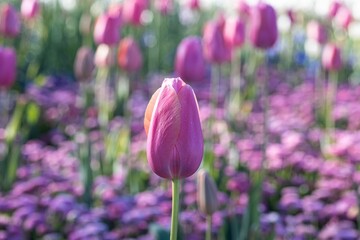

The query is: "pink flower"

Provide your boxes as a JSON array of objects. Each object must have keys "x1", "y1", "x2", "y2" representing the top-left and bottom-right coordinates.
[
  {"x1": 322, "y1": 43, "x2": 342, "y2": 71},
  {"x1": 21, "y1": 0, "x2": 40, "y2": 20},
  {"x1": 0, "y1": 4, "x2": 20, "y2": 38},
  {"x1": 187, "y1": 0, "x2": 200, "y2": 11},
  {"x1": 0, "y1": 46, "x2": 17, "y2": 89},
  {"x1": 328, "y1": 1, "x2": 342, "y2": 18},
  {"x1": 93, "y1": 13, "x2": 120, "y2": 46},
  {"x1": 175, "y1": 36, "x2": 206, "y2": 83},
  {"x1": 154, "y1": 0, "x2": 173, "y2": 15},
  {"x1": 144, "y1": 78, "x2": 204, "y2": 179},
  {"x1": 237, "y1": 0, "x2": 250, "y2": 18},
  {"x1": 107, "y1": 3, "x2": 123, "y2": 27},
  {"x1": 248, "y1": 3, "x2": 278, "y2": 49},
  {"x1": 334, "y1": 6, "x2": 352, "y2": 29},
  {"x1": 224, "y1": 17, "x2": 245, "y2": 49},
  {"x1": 203, "y1": 20, "x2": 231, "y2": 64},
  {"x1": 117, "y1": 37, "x2": 142, "y2": 72},
  {"x1": 122, "y1": 0, "x2": 148, "y2": 26},
  {"x1": 306, "y1": 20, "x2": 327, "y2": 45}
]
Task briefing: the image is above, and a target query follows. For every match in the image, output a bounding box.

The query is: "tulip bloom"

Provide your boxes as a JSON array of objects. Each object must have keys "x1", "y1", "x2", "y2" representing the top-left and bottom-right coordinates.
[
  {"x1": 0, "y1": 47, "x2": 17, "y2": 89},
  {"x1": 93, "y1": 14, "x2": 120, "y2": 46},
  {"x1": 328, "y1": 1, "x2": 342, "y2": 18},
  {"x1": 0, "y1": 4, "x2": 20, "y2": 38},
  {"x1": 306, "y1": 21, "x2": 327, "y2": 45},
  {"x1": 108, "y1": 3, "x2": 123, "y2": 26},
  {"x1": 74, "y1": 47, "x2": 95, "y2": 81},
  {"x1": 237, "y1": 0, "x2": 250, "y2": 18},
  {"x1": 203, "y1": 20, "x2": 231, "y2": 64},
  {"x1": 117, "y1": 37, "x2": 143, "y2": 72},
  {"x1": 249, "y1": 3, "x2": 278, "y2": 49},
  {"x1": 21, "y1": 0, "x2": 40, "y2": 20},
  {"x1": 322, "y1": 43, "x2": 342, "y2": 71},
  {"x1": 122, "y1": 0, "x2": 148, "y2": 26},
  {"x1": 175, "y1": 36, "x2": 205, "y2": 83},
  {"x1": 95, "y1": 44, "x2": 114, "y2": 68},
  {"x1": 187, "y1": 0, "x2": 200, "y2": 10},
  {"x1": 334, "y1": 6, "x2": 352, "y2": 29},
  {"x1": 144, "y1": 78, "x2": 203, "y2": 179},
  {"x1": 224, "y1": 17, "x2": 245, "y2": 49}
]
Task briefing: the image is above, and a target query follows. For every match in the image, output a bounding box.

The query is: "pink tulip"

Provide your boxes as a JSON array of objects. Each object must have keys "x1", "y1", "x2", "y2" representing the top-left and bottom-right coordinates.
[
  {"x1": 122, "y1": 0, "x2": 148, "y2": 26},
  {"x1": 0, "y1": 46, "x2": 17, "y2": 89},
  {"x1": 334, "y1": 6, "x2": 352, "y2": 29},
  {"x1": 224, "y1": 17, "x2": 245, "y2": 49},
  {"x1": 0, "y1": 4, "x2": 20, "y2": 38},
  {"x1": 155, "y1": 0, "x2": 173, "y2": 15},
  {"x1": 94, "y1": 44, "x2": 114, "y2": 68},
  {"x1": 328, "y1": 1, "x2": 342, "y2": 18},
  {"x1": 249, "y1": 3, "x2": 278, "y2": 49},
  {"x1": 144, "y1": 77, "x2": 203, "y2": 179},
  {"x1": 175, "y1": 36, "x2": 206, "y2": 83},
  {"x1": 237, "y1": 0, "x2": 250, "y2": 18},
  {"x1": 187, "y1": 0, "x2": 200, "y2": 10},
  {"x1": 117, "y1": 37, "x2": 143, "y2": 72},
  {"x1": 306, "y1": 20, "x2": 327, "y2": 45},
  {"x1": 287, "y1": 9, "x2": 296, "y2": 25},
  {"x1": 203, "y1": 20, "x2": 231, "y2": 64},
  {"x1": 107, "y1": 3, "x2": 123, "y2": 27},
  {"x1": 21, "y1": 0, "x2": 40, "y2": 20},
  {"x1": 94, "y1": 13, "x2": 120, "y2": 46},
  {"x1": 322, "y1": 43, "x2": 342, "y2": 71}
]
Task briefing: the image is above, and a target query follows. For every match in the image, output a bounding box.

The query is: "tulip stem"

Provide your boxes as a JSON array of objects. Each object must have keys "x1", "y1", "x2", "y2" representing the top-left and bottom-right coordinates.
[
  {"x1": 206, "y1": 215, "x2": 212, "y2": 240},
  {"x1": 171, "y1": 179, "x2": 180, "y2": 240}
]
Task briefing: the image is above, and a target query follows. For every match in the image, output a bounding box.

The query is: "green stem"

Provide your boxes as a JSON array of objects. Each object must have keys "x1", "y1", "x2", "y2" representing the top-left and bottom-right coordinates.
[
  {"x1": 170, "y1": 179, "x2": 180, "y2": 240},
  {"x1": 206, "y1": 215, "x2": 212, "y2": 240}
]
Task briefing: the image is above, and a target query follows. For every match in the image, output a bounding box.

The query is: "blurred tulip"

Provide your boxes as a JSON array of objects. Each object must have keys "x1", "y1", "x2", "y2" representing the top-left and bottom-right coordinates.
[
  {"x1": 117, "y1": 37, "x2": 142, "y2": 72},
  {"x1": 306, "y1": 20, "x2": 327, "y2": 45},
  {"x1": 74, "y1": 47, "x2": 95, "y2": 81},
  {"x1": 224, "y1": 17, "x2": 245, "y2": 49},
  {"x1": 328, "y1": 1, "x2": 342, "y2": 18},
  {"x1": 322, "y1": 43, "x2": 342, "y2": 71},
  {"x1": 79, "y1": 14, "x2": 92, "y2": 36},
  {"x1": 108, "y1": 3, "x2": 123, "y2": 26},
  {"x1": 122, "y1": 0, "x2": 148, "y2": 26},
  {"x1": 237, "y1": 0, "x2": 250, "y2": 18},
  {"x1": 203, "y1": 20, "x2": 231, "y2": 64},
  {"x1": 249, "y1": 3, "x2": 278, "y2": 49},
  {"x1": 175, "y1": 36, "x2": 205, "y2": 82},
  {"x1": 197, "y1": 169, "x2": 218, "y2": 215},
  {"x1": 287, "y1": 9, "x2": 296, "y2": 26},
  {"x1": 155, "y1": 0, "x2": 173, "y2": 15},
  {"x1": 94, "y1": 44, "x2": 114, "y2": 68},
  {"x1": 334, "y1": 6, "x2": 352, "y2": 29},
  {"x1": 21, "y1": 0, "x2": 40, "y2": 20},
  {"x1": 187, "y1": 0, "x2": 200, "y2": 11},
  {"x1": 0, "y1": 46, "x2": 17, "y2": 89},
  {"x1": 144, "y1": 77, "x2": 203, "y2": 179},
  {"x1": 0, "y1": 4, "x2": 20, "y2": 38},
  {"x1": 93, "y1": 14, "x2": 120, "y2": 46}
]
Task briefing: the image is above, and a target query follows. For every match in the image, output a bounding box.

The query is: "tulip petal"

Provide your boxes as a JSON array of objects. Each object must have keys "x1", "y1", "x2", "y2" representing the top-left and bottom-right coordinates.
[
  {"x1": 147, "y1": 86, "x2": 181, "y2": 179},
  {"x1": 144, "y1": 88, "x2": 161, "y2": 135},
  {"x1": 175, "y1": 85, "x2": 204, "y2": 178}
]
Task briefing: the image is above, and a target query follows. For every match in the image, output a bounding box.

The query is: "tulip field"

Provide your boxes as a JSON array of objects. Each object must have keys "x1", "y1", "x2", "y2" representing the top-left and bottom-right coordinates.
[{"x1": 1, "y1": 0, "x2": 360, "y2": 239}]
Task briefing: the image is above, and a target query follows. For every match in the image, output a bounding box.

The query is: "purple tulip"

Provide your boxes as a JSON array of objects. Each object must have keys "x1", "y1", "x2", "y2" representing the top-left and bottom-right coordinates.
[
  {"x1": 249, "y1": 3, "x2": 278, "y2": 49},
  {"x1": 322, "y1": 43, "x2": 342, "y2": 71},
  {"x1": 175, "y1": 36, "x2": 206, "y2": 83},
  {"x1": 93, "y1": 14, "x2": 120, "y2": 46},
  {"x1": 0, "y1": 4, "x2": 20, "y2": 38},
  {"x1": 0, "y1": 46, "x2": 16, "y2": 89},
  {"x1": 74, "y1": 46, "x2": 95, "y2": 81},
  {"x1": 144, "y1": 78, "x2": 203, "y2": 179},
  {"x1": 117, "y1": 37, "x2": 143, "y2": 72},
  {"x1": 21, "y1": 0, "x2": 40, "y2": 20},
  {"x1": 203, "y1": 20, "x2": 231, "y2": 64},
  {"x1": 224, "y1": 17, "x2": 245, "y2": 49},
  {"x1": 306, "y1": 20, "x2": 327, "y2": 45},
  {"x1": 328, "y1": 0, "x2": 342, "y2": 18}
]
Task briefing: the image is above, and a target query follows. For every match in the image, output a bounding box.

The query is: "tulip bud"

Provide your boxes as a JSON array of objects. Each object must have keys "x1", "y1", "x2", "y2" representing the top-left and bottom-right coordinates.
[
  {"x1": 306, "y1": 20, "x2": 327, "y2": 45},
  {"x1": 122, "y1": 0, "x2": 148, "y2": 26},
  {"x1": 197, "y1": 169, "x2": 218, "y2": 215},
  {"x1": 175, "y1": 36, "x2": 205, "y2": 82},
  {"x1": 322, "y1": 43, "x2": 342, "y2": 71},
  {"x1": 328, "y1": 1, "x2": 342, "y2": 18},
  {"x1": 0, "y1": 46, "x2": 17, "y2": 89},
  {"x1": 93, "y1": 14, "x2": 120, "y2": 46},
  {"x1": 144, "y1": 78, "x2": 204, "y2": 179},
  {"x1": 74, "y1": 47, "x2": 95, "y2": 81},
  {"x1": 155, "y1": 0, "x2": 173, "y2": 15},
  {"x1": 21, "y1": 0, "x2": 40, "y2": 20},
  {"x1": 117, "y1": 37, "x2": 143, "y2": 72},
  {"x1": 0, "y1": 4, "x2": 21, "y2": 38},
  {"x1": 203, "y1": 20, "x2": 231, "y2": 64},
  {"x1": 187, "y1": 0, "x2": 200, "y2": 11},
  {"x1": 224, "y1": 17, "x2": 245, "y2": 49},
  {"x1": 249, "y1": 3, "x2": 278, "y2": 49},
  {"x1": 334, "y1": 6, "x2": 352, "y2": 29},
  {"x1": 94, "y1": 44, "x2": 114, "y2": 68}
]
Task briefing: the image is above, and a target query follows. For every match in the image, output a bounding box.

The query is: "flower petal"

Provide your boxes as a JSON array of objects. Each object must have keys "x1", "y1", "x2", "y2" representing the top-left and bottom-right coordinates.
[{"x1": 144, "y1": 88, "x2": 161, "y2": 135}]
